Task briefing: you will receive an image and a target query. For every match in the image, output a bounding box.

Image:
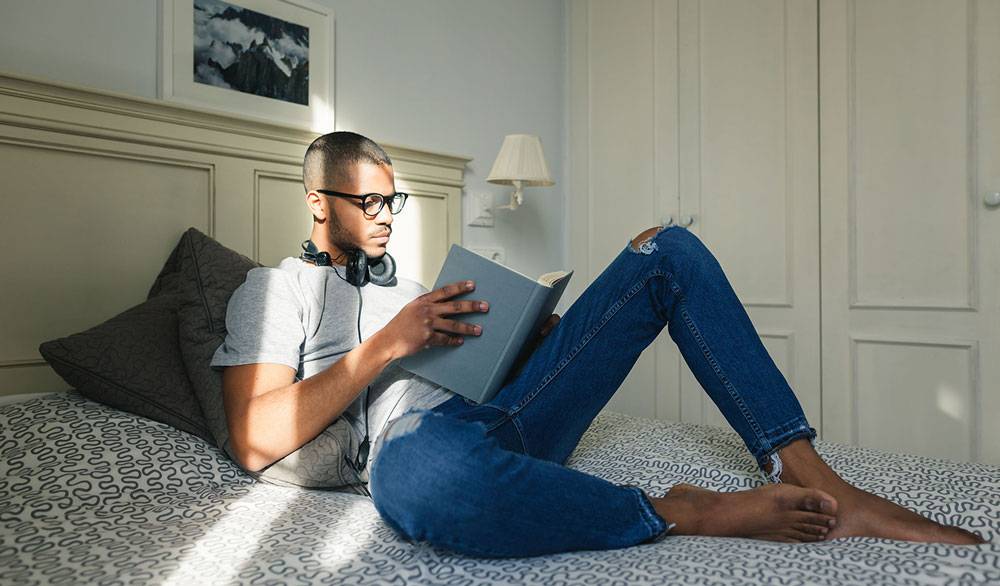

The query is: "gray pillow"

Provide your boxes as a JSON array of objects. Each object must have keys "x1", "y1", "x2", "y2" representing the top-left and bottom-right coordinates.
[
  {"x1": 173, "y1": 227, "x2": 258, "y2": 460},
  {"x1": 38, "y1": 268, "x2": 213, "y2": 442},
  {"x1": 173, "y1": 228, "x2": 363, "y2": 492}
]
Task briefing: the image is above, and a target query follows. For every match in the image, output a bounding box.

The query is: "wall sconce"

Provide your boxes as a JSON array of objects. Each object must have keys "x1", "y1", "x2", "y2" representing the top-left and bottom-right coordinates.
[{"x1": 486, "y1": 134, "x2": 554, "y2": 210}]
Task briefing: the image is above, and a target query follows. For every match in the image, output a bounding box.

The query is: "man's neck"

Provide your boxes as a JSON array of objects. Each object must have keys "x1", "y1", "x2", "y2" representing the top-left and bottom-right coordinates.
[{"x1": 308, "y1": 230, "x2": 348, "y2": 266}]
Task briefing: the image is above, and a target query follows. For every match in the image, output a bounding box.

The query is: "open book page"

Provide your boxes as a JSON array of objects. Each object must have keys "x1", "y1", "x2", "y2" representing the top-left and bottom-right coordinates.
[
  {"x1": 481, "y1": 254, "x2": 567, "y2": 288},
  {"x1": 537, "y1": 271, "x2": 570, "y2": 287}
]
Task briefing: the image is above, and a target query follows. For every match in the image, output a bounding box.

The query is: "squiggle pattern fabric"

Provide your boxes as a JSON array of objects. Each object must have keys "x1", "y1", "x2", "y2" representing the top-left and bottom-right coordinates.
[{"x1": 1, "y1": 393, "x2": 998, "y2": 585}]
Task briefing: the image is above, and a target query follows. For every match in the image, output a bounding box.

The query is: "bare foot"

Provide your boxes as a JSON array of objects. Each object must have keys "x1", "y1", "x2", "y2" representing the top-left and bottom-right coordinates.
[
  {"x1": 649, "y1": 483, "x2": 838, "y2": 542},
  {"x1": 776, "y1": 439, "x2": 986, "y2": 545},
  {"x1": 818, "y1": 482, "x2": 985, "y2": 544}
]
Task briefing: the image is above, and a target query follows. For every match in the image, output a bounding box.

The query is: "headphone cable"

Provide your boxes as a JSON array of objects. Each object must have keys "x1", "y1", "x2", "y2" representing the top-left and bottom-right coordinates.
[{"x1": 352, "y1": 284, "x2": 372, "y2": 498}]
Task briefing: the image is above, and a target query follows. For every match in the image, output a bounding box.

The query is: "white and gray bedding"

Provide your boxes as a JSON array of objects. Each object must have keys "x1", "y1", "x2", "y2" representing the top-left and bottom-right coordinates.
[{"x1": 2, "y1": 392, "x2": 998, "y2": 586}]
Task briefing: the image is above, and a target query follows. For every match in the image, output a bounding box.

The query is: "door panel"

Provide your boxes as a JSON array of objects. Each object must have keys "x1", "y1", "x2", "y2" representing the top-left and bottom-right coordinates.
[
  {"x1": 584, "y1": 0, "x2": 661, "y2": 418},
  {"x1": 678, "y1": 0, "x2": 821, "y2": 430},
  {"x1": 571, "y1": 0, "x2": 820, "y2": 428},
  {"x1": 821, "y1": 0, "x2": 999, "y2": 464}
]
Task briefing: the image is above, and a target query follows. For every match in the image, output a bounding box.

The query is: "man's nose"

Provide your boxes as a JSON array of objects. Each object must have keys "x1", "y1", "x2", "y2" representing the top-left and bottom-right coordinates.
[{"x1": 375, "y1": 204, "x2": 393, "y2": 224}]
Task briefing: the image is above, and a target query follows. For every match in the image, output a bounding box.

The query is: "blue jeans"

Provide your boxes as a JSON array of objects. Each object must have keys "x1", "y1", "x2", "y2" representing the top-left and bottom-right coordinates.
[{"x1": 369, "y1": 227, "x2": 815, "y2": 557}]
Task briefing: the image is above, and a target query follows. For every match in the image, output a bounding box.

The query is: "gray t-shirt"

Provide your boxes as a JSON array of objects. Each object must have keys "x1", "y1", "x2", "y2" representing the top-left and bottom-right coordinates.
[{"x1": 210, "y1": 257, "x2": 454, "y2": 465}]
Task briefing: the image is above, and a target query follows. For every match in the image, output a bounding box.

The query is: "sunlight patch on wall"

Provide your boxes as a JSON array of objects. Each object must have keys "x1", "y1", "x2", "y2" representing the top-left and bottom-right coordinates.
[
  {"x1": 312, "y1": 95, "x2": 335, "y2": 133},
  {"x1": 936, "y1": 383, "x2": 967, "y2": 422},
  {"x1": 387, "y1": 189, "x2": 429, "y2": 288}
]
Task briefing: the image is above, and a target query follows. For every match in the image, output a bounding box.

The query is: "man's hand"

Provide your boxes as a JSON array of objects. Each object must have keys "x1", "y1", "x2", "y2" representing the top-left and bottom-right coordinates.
[
  {"x1": 538, "y1": 313, "x2": 561, "y2": 340},
  {"x1": 375, "y1": 280, "x2": 489, "y2": 360},
  {"x1": 509, "y1": 313, "x2": 561, "y2": 379}
]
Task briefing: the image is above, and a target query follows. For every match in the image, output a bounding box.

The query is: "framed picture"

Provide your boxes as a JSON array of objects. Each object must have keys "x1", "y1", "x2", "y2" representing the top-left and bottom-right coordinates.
[{"x1": 159, "y1": 0, "x2": 333, "y2": 131}]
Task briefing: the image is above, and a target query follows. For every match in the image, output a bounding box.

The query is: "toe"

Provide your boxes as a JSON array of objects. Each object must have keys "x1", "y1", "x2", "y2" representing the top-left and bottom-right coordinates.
[
  {"x1": 794, "y1": 521, "x2": 831, "y2": 537},
  {"x1": 797, "y1": 512, "x2": 837, "y2": 529},
  {"x1": 799, "y1": 489, "x2": 838, "y2": 516},
  {"x1": 785, "y1": 528, "x2": 825, "y2": 542}
]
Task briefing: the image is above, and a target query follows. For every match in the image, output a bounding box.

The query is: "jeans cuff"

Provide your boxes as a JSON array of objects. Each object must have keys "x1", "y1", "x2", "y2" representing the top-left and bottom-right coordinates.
[
  {"x1": 757, "y1": 425, "x2": 817, "y2": 483},
  {"x1": 623, "y1": 485, "x2": 671, "y2": 543}
]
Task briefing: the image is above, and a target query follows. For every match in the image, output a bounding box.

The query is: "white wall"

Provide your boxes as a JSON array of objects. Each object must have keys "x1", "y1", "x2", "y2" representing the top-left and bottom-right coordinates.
[{"x1": 0, "y1": 0, "x2": 568, "y2": 277}]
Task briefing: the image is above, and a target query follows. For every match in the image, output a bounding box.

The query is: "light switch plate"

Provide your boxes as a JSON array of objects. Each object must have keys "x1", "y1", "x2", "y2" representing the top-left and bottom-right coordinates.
[
  {"x1": 465, "y1": 192, "x2": 494, "y2": 227},
  {"x1": 469, "y1": 246, "x2": 505, "y2": 265}
]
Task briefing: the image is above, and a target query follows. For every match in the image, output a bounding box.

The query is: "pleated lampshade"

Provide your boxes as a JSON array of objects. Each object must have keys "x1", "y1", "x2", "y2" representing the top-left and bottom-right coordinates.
[
  {"x1": 486, "y1": 134, "x2": 554, "y2": 210},
  {"x1": 486, "y1": 134, "x2": 555, "y2": 186}
]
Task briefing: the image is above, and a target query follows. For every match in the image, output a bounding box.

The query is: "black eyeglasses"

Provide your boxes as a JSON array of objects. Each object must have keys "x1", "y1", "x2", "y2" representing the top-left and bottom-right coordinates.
[{"x1": 317, "y1": 190, "x2": 408, "y2": 217}]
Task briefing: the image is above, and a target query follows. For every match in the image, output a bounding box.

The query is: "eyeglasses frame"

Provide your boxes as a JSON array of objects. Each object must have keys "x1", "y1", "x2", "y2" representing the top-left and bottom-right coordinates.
[{"x1": 316, "y1": 189, "x2": 408, "y2": 217}]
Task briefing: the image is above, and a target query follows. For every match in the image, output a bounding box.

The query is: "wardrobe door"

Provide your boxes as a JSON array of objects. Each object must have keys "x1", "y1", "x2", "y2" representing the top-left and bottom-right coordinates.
[
  {"x1": 675, "y1": 0, "x2": 821, "y2": 431},
  {"x1": 820, "y1": 0, "x2": 1000, "y2": 464},
  {"x1": 570, "y1": 0, "x2": 821, "y2": 427},
  {"x1": 569, "y1": 0, "x2": 677, "y2": 419}
]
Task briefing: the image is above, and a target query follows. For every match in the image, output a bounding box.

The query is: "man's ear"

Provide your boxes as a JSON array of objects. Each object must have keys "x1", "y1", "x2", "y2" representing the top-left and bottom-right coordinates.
[{"x1": 305, "y1": 191, "x2": 328, "y2": 221}]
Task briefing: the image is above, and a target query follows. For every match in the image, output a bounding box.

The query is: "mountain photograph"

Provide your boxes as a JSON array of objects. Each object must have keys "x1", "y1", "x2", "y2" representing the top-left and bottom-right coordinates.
[{"x1": 193, "y1": 0, "x2": 310, "y2": 105}]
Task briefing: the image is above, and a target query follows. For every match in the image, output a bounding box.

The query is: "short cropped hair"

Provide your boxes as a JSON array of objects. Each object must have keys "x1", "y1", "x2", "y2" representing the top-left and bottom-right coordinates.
[{"x1": 303, "y1": 131, "x2": 392, "y2": 192}]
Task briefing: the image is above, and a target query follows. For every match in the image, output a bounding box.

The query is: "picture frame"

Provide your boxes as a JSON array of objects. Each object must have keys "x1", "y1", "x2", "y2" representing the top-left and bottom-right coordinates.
[{"x1": 158, "y1": 0, "x2": 333, "y2": 131}]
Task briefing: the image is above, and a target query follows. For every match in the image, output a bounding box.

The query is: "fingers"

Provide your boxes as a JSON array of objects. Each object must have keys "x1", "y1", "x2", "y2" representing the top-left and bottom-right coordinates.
[
  {"x1": 421, "y1": 281, "x2": 488, "y2": 316},
  {"x1": 423, "y1": 324, "x2": 479, "y2": 349},
  {"x1": 427, "y1": 331, "x2": 466, "y2": 347},
  {"x1": 540, "y1": 313, "x2": 561, "y2": 336},
  {"x1": 438, "y1": 299, "x2": 489, "y2": 316},
  {"x1": 420, "y1": 315, "x2": 484, "y2": 349},
  {"x1": 433, "y1": 317, "x2": 483, "y2": 337},
  {"x1": 426, "y1": 280, "x2": 477, "y2": 302},
  {"x1": 408, "y1": 281, "x2": 491, "y2": 350}
]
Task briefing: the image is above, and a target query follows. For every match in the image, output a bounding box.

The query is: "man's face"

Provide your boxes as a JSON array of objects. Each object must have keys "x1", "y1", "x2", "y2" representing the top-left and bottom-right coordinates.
[{"x1": 322, "y1": 162, "x2": 396, "y2": 260}]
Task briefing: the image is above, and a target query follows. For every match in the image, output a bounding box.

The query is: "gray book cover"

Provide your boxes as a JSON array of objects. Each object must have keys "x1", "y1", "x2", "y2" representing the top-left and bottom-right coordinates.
[{"x1": 399, "y1": 245, "x2": 572, "y2": 403}]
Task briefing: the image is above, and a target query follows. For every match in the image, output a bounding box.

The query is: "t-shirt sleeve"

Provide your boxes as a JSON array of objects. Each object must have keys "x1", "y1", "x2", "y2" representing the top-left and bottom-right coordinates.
[{"x1": 210, "y1": 268, "x2": 306, "y2": 373}]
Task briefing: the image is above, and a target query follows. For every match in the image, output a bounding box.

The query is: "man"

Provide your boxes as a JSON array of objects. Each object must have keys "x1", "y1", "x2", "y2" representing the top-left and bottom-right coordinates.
[{"x1": 212, "y1": 131, "x2": 983, "y2": 557}]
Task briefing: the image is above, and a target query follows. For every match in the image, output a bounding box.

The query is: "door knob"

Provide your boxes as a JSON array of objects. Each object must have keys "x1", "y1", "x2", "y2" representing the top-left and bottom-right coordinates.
[
  {"x1": 680, "y1": 215, "x2": 694, "y2": 227},
  {"x1": 986, "y1": 192, "x2": 1000, "y2": 207},
  {"x1": 660, "y1": 214, "x2": 674, "y2": 227}
]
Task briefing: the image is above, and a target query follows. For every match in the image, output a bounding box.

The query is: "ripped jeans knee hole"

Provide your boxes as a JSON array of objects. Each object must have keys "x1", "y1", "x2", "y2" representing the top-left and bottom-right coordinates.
[{"x1": 629, "y1": 226, "x2": 665, "y2": 255}]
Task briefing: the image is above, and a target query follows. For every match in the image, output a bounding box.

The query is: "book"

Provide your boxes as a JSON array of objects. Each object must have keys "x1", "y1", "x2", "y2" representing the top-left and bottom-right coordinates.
[{"x1": 399, "y1": 244, "x2": 573, "y2": 404}]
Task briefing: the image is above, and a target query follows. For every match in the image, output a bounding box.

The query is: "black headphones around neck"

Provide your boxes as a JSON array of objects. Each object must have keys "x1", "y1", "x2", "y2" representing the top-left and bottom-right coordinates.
[{"x1": 299, "y1": 239, "x2": 396, "y2": 287}]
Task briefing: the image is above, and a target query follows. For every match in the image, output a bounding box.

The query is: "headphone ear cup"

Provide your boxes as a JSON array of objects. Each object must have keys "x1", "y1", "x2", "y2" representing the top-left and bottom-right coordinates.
[
  {"x1": 346, "y1": 249, "x2": 369, "y2": 286},
  {"x1": 300, "y1": 239, "x2": 318, "y2": 265},
  {"x1": 368, "y1": 253, "x2": 396, "y2": 286}
]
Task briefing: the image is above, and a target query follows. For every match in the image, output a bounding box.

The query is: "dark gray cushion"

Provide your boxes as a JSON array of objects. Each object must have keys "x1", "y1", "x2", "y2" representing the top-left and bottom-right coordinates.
[
  {"x1": 38, "y1": 265, "x2": 213, "y2": 442},
  {"x1": 174, "y1": 227, "x2": 366, "y2": 492},
  {"x1": 173, "y1": 228, "x2": 259, "y2": 460},
  {"x1": 40, "y1": 227, "x2": 364, "y2": 490}
]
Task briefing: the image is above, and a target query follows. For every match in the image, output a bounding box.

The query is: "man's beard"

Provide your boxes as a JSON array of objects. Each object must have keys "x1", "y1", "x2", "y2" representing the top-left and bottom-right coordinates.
[{"x1": 327, "y1": 213, "x2": 388, "y2": 262}]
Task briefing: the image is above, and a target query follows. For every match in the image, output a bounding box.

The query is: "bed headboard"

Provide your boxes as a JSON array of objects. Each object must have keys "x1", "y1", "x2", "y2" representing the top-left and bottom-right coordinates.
[{"x1": 0, "y1": 71, "x2": 469, "y2": 398}]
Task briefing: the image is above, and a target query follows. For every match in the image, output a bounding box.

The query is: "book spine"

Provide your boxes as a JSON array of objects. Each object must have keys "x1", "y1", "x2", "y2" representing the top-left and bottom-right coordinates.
[{"x1": 480, "y1": 284, "x2": 549, "y2": 400}]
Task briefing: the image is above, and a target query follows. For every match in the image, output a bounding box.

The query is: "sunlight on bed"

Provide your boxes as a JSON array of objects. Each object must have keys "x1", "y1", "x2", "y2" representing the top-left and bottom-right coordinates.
[
  {"x1": 308, "y1": 496, "x2": 382, "y2": 564},
  {"x1": 161, "y1": 487, "x2": 378, "y2": 584},
  {"x1": 161, "y1": 485, "x2": 295, "y2": 585}
]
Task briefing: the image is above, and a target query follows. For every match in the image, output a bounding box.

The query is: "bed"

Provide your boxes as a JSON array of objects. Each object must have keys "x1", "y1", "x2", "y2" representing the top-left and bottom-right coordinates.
[
  {"x1": 1, "y1": 73, "x2": 998, "y2": 585},
  {"x1": 3, "y1": 392, "x2": 998, "y2": 585}
]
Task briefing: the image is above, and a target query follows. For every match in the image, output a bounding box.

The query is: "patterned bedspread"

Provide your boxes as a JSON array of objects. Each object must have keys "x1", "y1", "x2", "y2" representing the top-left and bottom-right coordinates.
[{"x1": 1, "y1": 392, "x2": 998, "y2": 585}]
